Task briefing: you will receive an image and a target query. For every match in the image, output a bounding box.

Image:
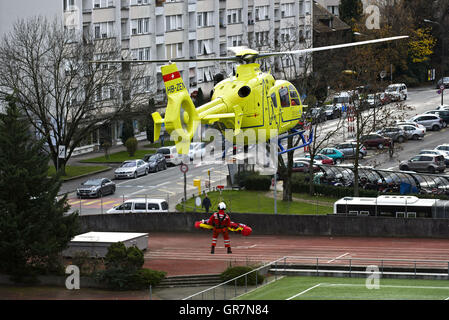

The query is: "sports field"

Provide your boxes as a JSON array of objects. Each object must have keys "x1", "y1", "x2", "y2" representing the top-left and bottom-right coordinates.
[{"x1": 237, "y1": 276, "x2": 449, "y2": 300}]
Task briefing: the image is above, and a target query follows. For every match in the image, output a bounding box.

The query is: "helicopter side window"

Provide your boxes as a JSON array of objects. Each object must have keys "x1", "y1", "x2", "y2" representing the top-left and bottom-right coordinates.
[
  {"x1": 288, "y1": 85, "x2": 300, "y2": 106},
  {"x1": 279, "y1": 87, "x2": 289, "y2": 107},
  {"x1": 271, "y1": 93, "x2": 278, "y2": 108}
]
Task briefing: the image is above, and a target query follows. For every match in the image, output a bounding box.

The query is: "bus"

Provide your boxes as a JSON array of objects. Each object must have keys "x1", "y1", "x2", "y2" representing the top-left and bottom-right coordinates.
[{"x1": 333, "y1": 195, "x2": 449, "y2": 218}]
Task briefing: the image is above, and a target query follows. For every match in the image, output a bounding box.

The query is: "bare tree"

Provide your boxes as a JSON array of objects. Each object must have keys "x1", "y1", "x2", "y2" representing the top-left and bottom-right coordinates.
[{"x1": 0, "y1": 16, "x2": 150, "y2": 174}]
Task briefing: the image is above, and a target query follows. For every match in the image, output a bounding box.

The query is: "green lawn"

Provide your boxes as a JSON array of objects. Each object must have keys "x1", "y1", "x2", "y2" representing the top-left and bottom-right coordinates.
[
  {"x1": 237, "y1": 276, "x2": 449, "y2": 300},
  {"x1": 80, "y1": 149, "x2": 155, "y2": 163},
  {"x1": 176, "y1": 190, "x2": 333, "y2": 215},
  {"x1": 48, "y1": 165, "x2": 110, "y2": 181},
  {"x1": 142, "y1": 141, "x2": 175, "y2": 148}
]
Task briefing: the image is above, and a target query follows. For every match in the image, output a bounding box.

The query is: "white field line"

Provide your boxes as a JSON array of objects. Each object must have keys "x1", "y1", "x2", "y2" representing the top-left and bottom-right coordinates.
[
  {"x1": 324, "y1": 283, "x2": 449, "y2": 290},
  {"x1": 327, "y1": 253, "x2": 350, "y2": 263},
  {"x1": 286, "y1": 283, "x2": 321, "y2": 300}
]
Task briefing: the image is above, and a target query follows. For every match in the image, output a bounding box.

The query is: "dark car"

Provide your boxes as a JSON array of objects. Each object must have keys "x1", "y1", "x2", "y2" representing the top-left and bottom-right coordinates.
[
  {"x1": 360, "y1": 133, "x2": 392, "y2": 149},
  {"x1": 324, "y1": 105, "x2": 341, "y2": 120},
  {"x1": 144, "y1": 153, "x2": 167, "y2": 172},
  {"x1": 436, "y1": 77, "x2": 449, "y2": 89},
  {"x1": 292, "y1": 160, "x2": 320, "y2": 173},
  {"x1": 305, "y1": 107, "x2": 326, "y2": 123},
  {"x1": 424, "y1": 110, "x2": 449, "y2": 128},
  {"x1": 76, "y1": 178, "x2": 115, "y2": 198}
]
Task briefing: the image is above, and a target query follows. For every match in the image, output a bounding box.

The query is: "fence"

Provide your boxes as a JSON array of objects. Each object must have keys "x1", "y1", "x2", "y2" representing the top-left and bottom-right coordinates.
[{"x1": 181, "y1": 256, "x2": 449, "y2": 300}]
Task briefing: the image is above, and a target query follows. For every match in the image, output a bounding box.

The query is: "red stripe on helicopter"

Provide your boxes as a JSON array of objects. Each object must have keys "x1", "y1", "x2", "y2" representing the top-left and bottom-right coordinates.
[{"x1": 163, "y1": 71, "x2": 181, "y2": 82}]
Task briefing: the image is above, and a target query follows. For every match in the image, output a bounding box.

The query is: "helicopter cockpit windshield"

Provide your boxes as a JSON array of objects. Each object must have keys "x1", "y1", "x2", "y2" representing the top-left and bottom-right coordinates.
[{"x1": 288, "y1": 85, "x2": 300, "y2": 106}]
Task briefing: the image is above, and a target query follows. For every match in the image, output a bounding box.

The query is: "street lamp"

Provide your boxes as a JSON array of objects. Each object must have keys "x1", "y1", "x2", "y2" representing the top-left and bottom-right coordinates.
[{"x1": 424, "y1": 19, "x2": 445, "y2": 102}]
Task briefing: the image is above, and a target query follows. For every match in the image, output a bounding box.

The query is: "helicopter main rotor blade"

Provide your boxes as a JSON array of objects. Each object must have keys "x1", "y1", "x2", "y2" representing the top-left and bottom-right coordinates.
[
  {"x1": 90, "y1": 56, "x2": 240, "y2": 64},
  {"x1": 256, "y1": 35, "x2": 409, "y2": 59}
]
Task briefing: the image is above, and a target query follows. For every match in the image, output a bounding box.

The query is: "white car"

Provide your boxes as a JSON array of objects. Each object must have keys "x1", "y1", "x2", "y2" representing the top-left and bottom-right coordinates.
[
  {"x1": 107, "y1": 198, "x2": 169, "y2": 214},
  {"x1": 114, "y1": 160, "x2": 148, "y2": 179},
  {"x1": 188, "y1": 142, "x2": 206, "y2": 160},
  {"x1": 435, "y1": 144, "x2": 449, "y2": 157},
  {"x1": 396, "y1": 121, "x2": 426, "y2": 133},
  {"x1": 293, "y1": 157, "x2": 321, "y2": 165},
  {"x1": 385, "y1": 83, "x2": 407, "y2": 101},
  {"x1": 157, "y1": 146, "x2": 183, "y2": 166}
]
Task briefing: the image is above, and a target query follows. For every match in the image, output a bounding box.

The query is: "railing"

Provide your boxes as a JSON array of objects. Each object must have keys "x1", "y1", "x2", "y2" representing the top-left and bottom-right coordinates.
[{"x1": 182, "y1": 256, "x2": 449, "y2": 300}]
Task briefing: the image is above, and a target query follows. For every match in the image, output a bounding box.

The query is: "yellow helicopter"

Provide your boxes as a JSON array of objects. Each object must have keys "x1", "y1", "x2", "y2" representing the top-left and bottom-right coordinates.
[{"x1": 94, "y1": 36, "x2": 408, "y2": 155}]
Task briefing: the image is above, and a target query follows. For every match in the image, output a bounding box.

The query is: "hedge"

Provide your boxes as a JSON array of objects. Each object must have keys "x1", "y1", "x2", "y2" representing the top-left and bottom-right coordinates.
[{"x1": 220, "y1": 266, "x2": 265, "y2": 286}]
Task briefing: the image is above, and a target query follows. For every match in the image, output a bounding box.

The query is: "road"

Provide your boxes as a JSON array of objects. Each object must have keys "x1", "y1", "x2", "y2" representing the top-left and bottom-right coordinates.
[{"x1": 63, "y1": 85, "x2": 449, "y2": 215}]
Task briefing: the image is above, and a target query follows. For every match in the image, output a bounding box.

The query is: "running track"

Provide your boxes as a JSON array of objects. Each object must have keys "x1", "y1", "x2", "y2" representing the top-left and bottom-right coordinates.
[{"x1": 144, "y1": 233, "x2": 449, "y2": 276}]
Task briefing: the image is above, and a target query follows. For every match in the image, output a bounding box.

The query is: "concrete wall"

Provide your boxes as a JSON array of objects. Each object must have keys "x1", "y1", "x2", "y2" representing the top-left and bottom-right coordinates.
[{"x1": 79, "y1": 213, "x2": 449, "y2": 239}]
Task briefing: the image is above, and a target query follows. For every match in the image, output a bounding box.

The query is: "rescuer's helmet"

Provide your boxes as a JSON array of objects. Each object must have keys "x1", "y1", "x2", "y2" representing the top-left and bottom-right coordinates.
[{"x1": 218, "y1": 202, "x2": 226, "y2": 210}]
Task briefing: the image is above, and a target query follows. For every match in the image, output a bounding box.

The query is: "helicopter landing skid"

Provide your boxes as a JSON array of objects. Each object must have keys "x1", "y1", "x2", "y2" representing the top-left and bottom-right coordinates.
[{"x1": 277, "y1": 128, "x2": 313, "y2": 155}]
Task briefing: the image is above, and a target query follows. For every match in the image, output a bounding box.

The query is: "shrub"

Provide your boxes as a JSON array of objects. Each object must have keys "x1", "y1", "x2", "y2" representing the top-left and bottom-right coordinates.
[
  {"x1": 220, "y1": 266, "x2": 265, "y2": 286},
  {"x1": 131, "y1": 268, "x2": 166, "y2": 289},
  {"x1": 234, "y1": 171, "x2": 271, "y2": 191},
  {"x1": 125, "y1": 137, "x2": 138, "y2": 157}
]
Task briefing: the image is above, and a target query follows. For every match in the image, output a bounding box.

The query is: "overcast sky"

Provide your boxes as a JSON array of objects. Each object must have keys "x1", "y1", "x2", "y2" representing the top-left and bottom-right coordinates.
[{"x1": 0, "y1": 0, "x2": 62, "y2": 39}]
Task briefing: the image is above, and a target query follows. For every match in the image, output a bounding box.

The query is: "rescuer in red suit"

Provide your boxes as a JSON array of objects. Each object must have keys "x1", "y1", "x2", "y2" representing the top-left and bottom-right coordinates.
[{"x1": 208, "y1": 202, "x2": 232, "y2": 254}]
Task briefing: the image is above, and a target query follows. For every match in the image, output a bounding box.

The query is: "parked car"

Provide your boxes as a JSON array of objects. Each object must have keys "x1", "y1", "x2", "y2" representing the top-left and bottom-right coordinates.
[
  {"x1": 376, "y1": 92, "x2": 391, "y2": 105},
  {"x1": 408, "y1": 114, "x2": 443, "y2": 131},
  {"x1": 360, "y1": 133, "x2": 392, "y2": 149},
  {"x1": 396, "y1": 121, "x2": 426, "y2": 133},
  {"x1": 435, "y1": 144, "x2": 449, "y2": 156},
  {"x1": 114, "y1": 159, "x2": 148, "y2": 179},
  {"x1": 397, "y1": 124, "x2": 426, "y2": 140},
  {"x1": 324, "y1": 105, "x2": 341, "y2": 119},
  {"x1": 76, "y1": 178, "x2": 115, "y2": 198},
  {"x1": 436, "y1": 77, "x2": 449, "y2": 89},
  {"x1": 292, "y1": 160, "x2": 320, "y2": 173},
  {"x1": 106, "y1": 198, "x2": 169, "y2": 214},
  {"x1": 399, "y1": 154, "x2": 445, "y2": 174},
  {"x1": 189, "y1": 142, "x2": 207, "y2": 160},
  {"x1": 144, "y1": 153, "x2": 167, "y2": 172},
  {"x1": 304, "y1": 154, "x2": 334, "y2": 165},
  {"x1": 424, "y1": 110, "x2": 449, "y2": 128},
  {"x1": 366, "y1": 94, "x2": 382, "y2": 108},
  {"x1": 385, "y1": 83, "x2": 407, "y2": 101},
  {"x1": 435, "y1": 104, "x2": 449, "y2": 110},
  {"x1": 376, "y1": 127, "x2": 407, "y2": 143},
  {"x1": 418, "y1": 150, "x2": 449, "y2": 167},
  {"x1": 157, "y1": 146, "x2": 183, "y2": 166},
  {"x1": 305, "y1": 107, "x2": 326, "y2": 123},
  {"x1": 318, "y1": 148, "x2": 345, "y2": 164},
  {"x1": 334, "y1": 141, "x2": 367, "y2": 159},
  {"x1": 332, "y1": 91, "x2": 354, "y2": 113}
]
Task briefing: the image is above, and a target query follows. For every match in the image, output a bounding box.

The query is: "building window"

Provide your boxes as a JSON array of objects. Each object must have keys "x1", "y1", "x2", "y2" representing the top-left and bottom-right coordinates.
[
  {"x1": 255, "y1": 5, "x2": 269, "y2": 21},
  {"x1": 93, "y1": 0, "x2": 114, "y2": 8},
  {"x1": 227, "y1": 35, "x2": 242, "y2": 47},
  {"x1": 63, "y1": 0, "x2": 75, "y2": 11},
  {"x1": 165, "y1": 15, "x2": 183, "y2": 31},
  {"x1": 131, "y1": 18, "x2": 150, "y2": 35},
  {"x1": 255, "y1": 31, "x2": 269, "y2": 46},
  {"x1": 281, "y1": 3, "x2": 294, "y2": 18},
  {"x1": 165, "y1": 43, "x2": 183, "y2": 59},
  {"x1": 198, "y1": 66, "x2": 214, "y2": 83},
  {"x1": 197, "y1": 11, "x2": 214, "y2": 28},
  {"x1": 132, "y1": 47, "x2": 150, "y2": 60},
  {"x1": 197, "y1": 39, "x2": 213, "y2": 55},
  {"x1": 227, "y1": 8, "x2": 242, "y2": 24},
  {"x1": 131, "y1": 0, "x2": 149, "y2": 5},
  {"x1": 93, "y1": 21, "x2": 114, "y2": 38}
]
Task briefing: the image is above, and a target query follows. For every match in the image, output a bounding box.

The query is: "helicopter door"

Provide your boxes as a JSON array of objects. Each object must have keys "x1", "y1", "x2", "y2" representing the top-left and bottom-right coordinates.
[{"x1": 279, "y1": 86, "x2": 292, "y2": 124}]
